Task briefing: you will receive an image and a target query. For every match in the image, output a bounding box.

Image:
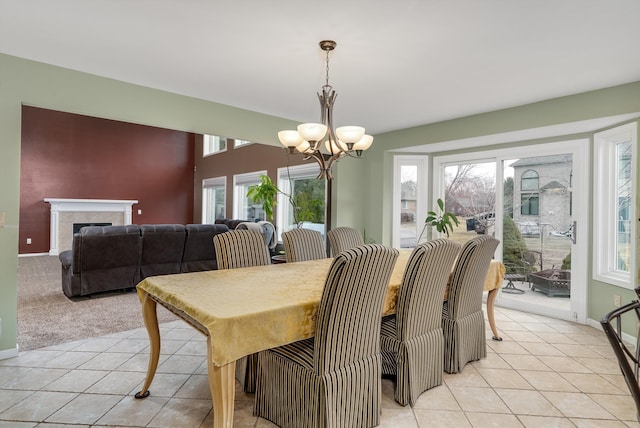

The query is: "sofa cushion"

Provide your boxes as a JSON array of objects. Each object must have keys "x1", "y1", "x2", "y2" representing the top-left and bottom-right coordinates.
[
  {"x1": 78, "y1": 225, "x2": 142, "y2": 296},
  {"x1": 140, "y1": 224, "x2": 186, "y2": 279},
  {"x1": 181, "y1": 224, "x2": 229, "y2": 272}
]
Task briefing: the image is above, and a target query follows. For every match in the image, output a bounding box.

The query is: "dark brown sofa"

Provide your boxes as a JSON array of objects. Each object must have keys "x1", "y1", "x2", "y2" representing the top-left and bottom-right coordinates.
[{"x1": 59, "y1": 223, "x2": 229, "y2": 298}]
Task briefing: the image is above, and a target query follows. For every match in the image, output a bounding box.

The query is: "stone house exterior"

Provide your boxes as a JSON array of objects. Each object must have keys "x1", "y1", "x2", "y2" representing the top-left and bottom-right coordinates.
[{"x1": 511, "y1": 154, "x2": 573, "y2": 236}]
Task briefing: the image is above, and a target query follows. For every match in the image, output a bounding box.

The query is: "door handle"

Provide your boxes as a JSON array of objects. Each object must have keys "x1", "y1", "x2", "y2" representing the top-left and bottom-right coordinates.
[{"x1": 569, "y1": 221, "x2": 576, "y2": 244}]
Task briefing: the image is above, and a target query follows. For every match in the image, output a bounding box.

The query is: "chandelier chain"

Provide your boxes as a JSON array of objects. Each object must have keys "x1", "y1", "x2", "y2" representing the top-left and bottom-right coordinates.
[{"x1": 324, "y1": 48, "x2": 331, "y2": 89}]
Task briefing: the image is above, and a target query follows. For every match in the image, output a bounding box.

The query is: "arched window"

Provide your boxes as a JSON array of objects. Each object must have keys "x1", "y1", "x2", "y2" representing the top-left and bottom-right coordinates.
[{"x1": 521, "y1": 169, "x2": 539, "y2": 191}]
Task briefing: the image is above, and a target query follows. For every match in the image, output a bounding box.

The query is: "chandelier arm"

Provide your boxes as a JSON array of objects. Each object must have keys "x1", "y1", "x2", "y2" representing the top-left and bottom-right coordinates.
[{"x1": 304, "y1": 151, "x2": 329, "y2": 180}]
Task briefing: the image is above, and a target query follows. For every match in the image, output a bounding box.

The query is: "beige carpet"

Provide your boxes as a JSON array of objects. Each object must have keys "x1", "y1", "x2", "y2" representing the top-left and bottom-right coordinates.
[{"x1": 17, "y1": 255, "x2": 176, "y2": 351}]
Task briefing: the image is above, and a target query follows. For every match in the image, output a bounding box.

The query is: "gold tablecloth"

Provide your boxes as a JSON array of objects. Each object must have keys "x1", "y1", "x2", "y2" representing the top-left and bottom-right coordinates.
[
  {"x1": 137, "y1": 250, "x2": 503, "y2": 367},
  {"x1": 137, "y1": 251, "x2": 410, "y2": 367}
]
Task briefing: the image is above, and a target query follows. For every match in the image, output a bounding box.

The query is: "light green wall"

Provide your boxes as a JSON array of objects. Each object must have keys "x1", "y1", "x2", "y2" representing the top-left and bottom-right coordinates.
[
  {"x1": 0, "y1": 53, "x2": 292, "y2": 353},
  {"x1": 339, "y1": 81, "x2": 640, "y2": 330},
  {"x1": 1, "y1": 51, "x2": 639, "y2": 353}
]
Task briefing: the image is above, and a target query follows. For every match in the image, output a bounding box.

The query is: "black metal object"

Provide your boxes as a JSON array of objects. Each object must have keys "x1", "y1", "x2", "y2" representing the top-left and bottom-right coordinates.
[{"x1": 600, "y1": 288, "x2": 640, "y2": 422}]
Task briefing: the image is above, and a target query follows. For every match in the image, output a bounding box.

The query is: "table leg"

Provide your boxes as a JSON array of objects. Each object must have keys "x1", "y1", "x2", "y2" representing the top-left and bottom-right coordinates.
[
  {"x1": 486, "y1": 288, "x2": 502, "y2": 341},
  {"x1": 135, "y1": 291, "x2": 161, "y2": 399},
  {"x1": 207, "y1": 335, "x2": 236, "y2": 428}
]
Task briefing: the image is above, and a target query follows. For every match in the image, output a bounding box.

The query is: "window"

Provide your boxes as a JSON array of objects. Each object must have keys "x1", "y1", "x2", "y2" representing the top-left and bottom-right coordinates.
[
  {"x1": 521, "y1": 170, "x2": 539, "y2": 191},
  {"x1": 203, "y1": 134, "x2": 227, "y2": 156},
  {"x1": 392, "y1": 156, "x2": 428, "y2": 249},
  {"x1": 202, "y1": 177, "x2": 226, "y2": 223},
  {"x1": 233, "y1": 139, "x2": 252, "y2": 148},
  {"x1": 277, "y1": 163, "x2": 325, "y2": 240},
  {"x1": 593, "y1": 123, "x2": 637, "y2": 288},
  {"x1": 520, "y1": 193, "x2": 539, "y2": 215},
  {"x1": 234, "y1": 171, "x2": 267, "y2": 222}
]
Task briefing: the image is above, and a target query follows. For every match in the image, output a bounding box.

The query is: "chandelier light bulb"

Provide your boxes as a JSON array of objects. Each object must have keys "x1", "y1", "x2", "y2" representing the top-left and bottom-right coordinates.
[
  {"x1": 278, "y1": 130, "x2": 303, "y2": 148},
  {"x1": 336, "y1": 126, "x2": 365, "y2": 144},
  {"x1": 325, "y1": 139, "x2": 348, "y2": 154},
  {"x1": 295, "y1": 140, "x2": 312, "y2": 154},
  {"x1": 353, "y1": 134, "x2": 374, "y2": 152},
  {"x1": 297, "y1": 123, "x2": 327, "y2": 143}
]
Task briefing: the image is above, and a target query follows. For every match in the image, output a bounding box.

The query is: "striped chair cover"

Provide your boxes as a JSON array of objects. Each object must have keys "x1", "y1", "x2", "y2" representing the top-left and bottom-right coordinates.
[
  {"x1": 380, "y1": 238, "x2": 461, "y2": 406},
  {"x1": 254, "y1": 244, "x2": 399, "y2": 428},
  {"x1": 282, "y1": 228, "x2": 327, "y2": 262},
  {"x1": 442, "y1": 235, "x2": 500, "y2": 374},
  {"x1": 326, "y1": 226, "x2": 364, "y2": 256},
  {"x1": 213, "y1": 229, "x2": 271, "y2": 392},
  {"x1": 213, "y1": 229, "x2": 271, "y2": 270}
]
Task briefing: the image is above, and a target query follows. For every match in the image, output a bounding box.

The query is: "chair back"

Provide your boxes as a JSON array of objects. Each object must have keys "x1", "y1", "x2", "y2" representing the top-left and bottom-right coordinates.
[
  {"x1": 282, "y1": 228, "x2": 326, "y2": 262},
  {"x1": 447, "y1": 235, "x2": 499, "y2": 320},
  {"x1": 326, "y1": 226, "x2": 364, "y2": 256},
  {"x1": 314, "y1": 244, "x2": 399, "y2": 374},
  {"x1": 396, "y1": 239, "x2": 460, "y2": 341},
  {"x1": 601, "y1": 293, "x2": 640, "y2": 421},
  {"x1": 213, "y1": 229, "x2": 271, "y2": 269}
]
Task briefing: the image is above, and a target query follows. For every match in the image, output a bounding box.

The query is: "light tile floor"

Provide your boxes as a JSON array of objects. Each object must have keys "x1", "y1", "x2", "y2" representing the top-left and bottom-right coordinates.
[{"x1": 1, "y1": 305, "x2": 639, "y2": 427}]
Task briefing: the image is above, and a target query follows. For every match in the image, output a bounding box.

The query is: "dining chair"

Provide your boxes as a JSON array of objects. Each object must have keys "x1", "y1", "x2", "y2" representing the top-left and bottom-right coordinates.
[
  {"x1": 213, "y1": 229, "x2": 271, "y2": 392},
  {"x1": 326, "y1": 226, "x2": 364, "y2": 256},
  {"x1": 442, "y1": 235, "x2": 499, "y2": 374},
  {"x1": 213, "y1": 229, "x2": 271, "y2": 270},
  {"x1": 254, "y1": 244, "x2": 399, "y2": 428},
  {"x1": 380, "y1": 238, "x2": 461, "y2": 406},
  {"x1": 282, "y1": 228, "x2": 327, "y2": 262}
]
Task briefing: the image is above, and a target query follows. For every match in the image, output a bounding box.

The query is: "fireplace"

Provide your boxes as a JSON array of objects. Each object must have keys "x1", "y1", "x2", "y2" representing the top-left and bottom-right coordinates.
[
  {"x1": 72, "y1": 222, "x2": 113, "y2": 234},
  {"x1": 44, "y1": 198, "x2": 138, "y2": 255}
]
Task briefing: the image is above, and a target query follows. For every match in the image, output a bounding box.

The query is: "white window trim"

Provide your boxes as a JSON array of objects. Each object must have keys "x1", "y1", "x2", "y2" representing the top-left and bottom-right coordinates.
[
  {"x1": 203, "y1": 134, "x2": 227, "y2": 157},
  {"x1": 276, "y1": 163, "x2": 322, "y2": 240},
  {"x1": 233, "y1": 139, "x2": 253, "y2": 148},
  {"x1": 593, "y1": 122, "x2": 637, "y2": 289},
  {"x1": 392, "y1": 155, "x2": 428, "y2": 249},
  {"x1": 202, "y1": 176, "x2": 226, "y2": 223},
  {"x1": 233, "y1": 170, "x2": 267, "y2": 220}
]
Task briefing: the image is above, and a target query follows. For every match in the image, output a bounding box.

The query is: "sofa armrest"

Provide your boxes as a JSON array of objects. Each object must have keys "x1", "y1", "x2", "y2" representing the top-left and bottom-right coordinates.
[{"x1": 59, "y1": 250, "x2": 73, "y2": 270}]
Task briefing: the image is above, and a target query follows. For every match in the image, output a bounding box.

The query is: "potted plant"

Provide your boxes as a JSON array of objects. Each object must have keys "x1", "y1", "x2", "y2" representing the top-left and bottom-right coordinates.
[
  {"x1": 247, "y1": 174, "x2": 279, "y2": 221},
  {"x1": 417, "y1": 198, "x2": 459, "y2": 242}
]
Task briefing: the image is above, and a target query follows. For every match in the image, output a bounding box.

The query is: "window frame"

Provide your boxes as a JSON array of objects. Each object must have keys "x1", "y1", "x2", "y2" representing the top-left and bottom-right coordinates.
[
  {"x1": 203, "y1": 134, "x2": 227, "y2": 157},
  {"x1": 520, "y1": 193, "x2": 540, "y2": 216},
  {"x1": 202, "y1": 176, "x2": 226, "y2": 223},
  {"x1": 233, "y1": 139, "x2": 253, "y2": 149},
  {"x1": 276, "y1": 163, "x2": 324, "y2": 241},
  {"x1": 521, "y1": 169, "x2": 539, "y2": 191},
  {"x1": 593, "y1": 122, "x2": 637, "y2": 289},
  {"x1": 233, "y1": 170, "x2": 267, "y2": 222}
]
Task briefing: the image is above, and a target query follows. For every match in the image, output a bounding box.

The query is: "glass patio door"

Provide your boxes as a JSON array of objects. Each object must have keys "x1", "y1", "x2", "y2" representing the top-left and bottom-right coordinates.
[
  {"x1": 433, "y1": 140, "x2": 588, "y2": 322},
  {"x1": 498, "y1": 154, "x2": 574, "y2": 316}
]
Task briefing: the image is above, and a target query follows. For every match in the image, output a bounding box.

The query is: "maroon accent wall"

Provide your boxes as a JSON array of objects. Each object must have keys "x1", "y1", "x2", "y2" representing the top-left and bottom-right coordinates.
[{"x1": 20, "y1": 106, "x2": 195, "y2": 254}]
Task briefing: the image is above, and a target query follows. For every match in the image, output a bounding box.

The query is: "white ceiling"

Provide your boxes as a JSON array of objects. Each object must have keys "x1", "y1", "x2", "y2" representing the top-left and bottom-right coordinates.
[{"x1": 1, "y1": 0, "x2": 640, "y2": 135}]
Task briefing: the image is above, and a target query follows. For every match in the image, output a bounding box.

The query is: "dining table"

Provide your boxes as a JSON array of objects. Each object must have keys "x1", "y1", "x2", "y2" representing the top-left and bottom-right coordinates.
[{"x1": 134, "y1": 250, "x2": 504, "y2": 428}]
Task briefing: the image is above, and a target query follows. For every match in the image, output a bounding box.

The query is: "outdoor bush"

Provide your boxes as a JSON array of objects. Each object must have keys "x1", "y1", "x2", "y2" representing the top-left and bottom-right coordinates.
[{"x1": 503, "y1": 216, "x2": 528, "y2": 272}]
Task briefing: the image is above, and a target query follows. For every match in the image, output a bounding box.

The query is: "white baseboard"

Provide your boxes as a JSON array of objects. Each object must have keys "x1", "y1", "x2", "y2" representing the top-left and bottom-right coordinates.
[
  {"x1": 0, "y1": 346, "x2": 19, "y2": 360},
  {"x1": 18, "y1": 252, "x2": 50, "y2": 257}
]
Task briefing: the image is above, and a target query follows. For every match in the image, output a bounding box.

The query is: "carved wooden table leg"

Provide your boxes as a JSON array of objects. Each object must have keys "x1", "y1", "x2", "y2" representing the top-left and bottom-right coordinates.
[
  {"x1": 207, "y1": 335, "x2": 236, "y2": 428},
  {"x1": 487, "y1": 288, "x2": 502, "y2": 341},
  {"x1": 135, "y1": 291, "x2": 161, "y2": 398}
]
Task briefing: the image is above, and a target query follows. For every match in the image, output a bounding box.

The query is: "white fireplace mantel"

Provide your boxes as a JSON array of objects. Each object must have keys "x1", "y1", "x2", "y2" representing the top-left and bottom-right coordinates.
[{"x1": 44, "y1": 198, "x2": 138, "y2": 255}]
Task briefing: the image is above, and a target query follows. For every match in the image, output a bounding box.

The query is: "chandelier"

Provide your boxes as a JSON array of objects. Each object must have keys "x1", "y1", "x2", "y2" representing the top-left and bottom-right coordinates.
[{"x1": 278, "y1": 40, "x2": 373, "y2": 181}]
